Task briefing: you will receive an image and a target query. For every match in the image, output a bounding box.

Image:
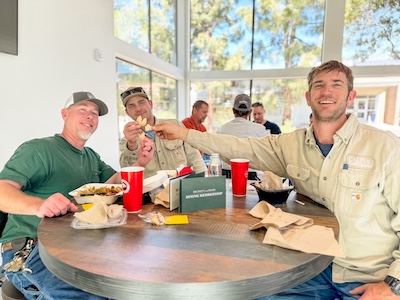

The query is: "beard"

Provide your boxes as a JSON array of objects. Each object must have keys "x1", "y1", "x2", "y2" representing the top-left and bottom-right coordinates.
[
  {"x1": 312, "y1": 96, "x2": 348, "y2": 123},
  {"x1": 314, "y1": 108, "x2": 344, "y2": 123},
  {"x1": 77, "y1": 130, "x2": 93, "y2": 140}
]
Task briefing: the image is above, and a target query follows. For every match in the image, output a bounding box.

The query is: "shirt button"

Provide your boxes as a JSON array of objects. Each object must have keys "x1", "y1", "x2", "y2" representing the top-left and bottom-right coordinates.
[
  {"x1": 356, "y1": 182, "x2": 360, "y2": 186},
  {"x1": 297, "y1": 173, "x2": 300, "y2": 177},
  {"x1": 323, "y1": 176, "x2": 327, "y2": 180},
  {"x1": 322, "y1": 198, "x2": 326, "y2": 201}
]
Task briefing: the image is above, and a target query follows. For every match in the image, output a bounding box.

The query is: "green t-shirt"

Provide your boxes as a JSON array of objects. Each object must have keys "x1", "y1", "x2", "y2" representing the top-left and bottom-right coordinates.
[{"x1": 0, "y1": 134, "x2": 116, "y2": 243}]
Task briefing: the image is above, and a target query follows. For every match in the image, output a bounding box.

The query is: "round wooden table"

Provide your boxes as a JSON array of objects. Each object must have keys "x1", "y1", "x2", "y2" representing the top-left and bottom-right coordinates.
[{"x1": 38, "y1": 185, "x2": 338, "y2": 299}]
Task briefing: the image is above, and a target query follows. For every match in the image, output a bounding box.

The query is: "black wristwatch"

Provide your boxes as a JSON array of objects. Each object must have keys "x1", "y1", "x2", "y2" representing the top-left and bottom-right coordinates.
[{"x1": 384, "y1": 276, "x2": 400, "y2": 295}]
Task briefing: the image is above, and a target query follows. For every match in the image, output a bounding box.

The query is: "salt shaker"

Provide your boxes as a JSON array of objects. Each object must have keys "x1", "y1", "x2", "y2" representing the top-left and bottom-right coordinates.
[{"x1": 208, "y1": 153, "x2": 222, "y2": 176}]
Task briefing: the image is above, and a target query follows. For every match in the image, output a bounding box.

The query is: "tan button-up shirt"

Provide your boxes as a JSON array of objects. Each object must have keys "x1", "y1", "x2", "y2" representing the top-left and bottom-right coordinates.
[
  {"x1": 186, "y1": 114, "x2": 400, "y2": 283},
  {"x1": 120, "y1": 118, "x2": 207, "y2": 179}
]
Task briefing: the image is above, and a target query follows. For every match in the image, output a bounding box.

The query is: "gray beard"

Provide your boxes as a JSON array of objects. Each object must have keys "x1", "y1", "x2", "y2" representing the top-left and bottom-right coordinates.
[{"x1": 77, "y1": 131, "x2": 92, "y2": 140}]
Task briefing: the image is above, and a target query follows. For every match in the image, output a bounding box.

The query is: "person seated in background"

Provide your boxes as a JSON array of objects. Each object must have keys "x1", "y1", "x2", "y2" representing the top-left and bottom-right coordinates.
[
  {"x1": 0, "y1": 91, "x2": 154, "y2": 299},
  {"x1": 152, "y1": 60, "x2": 400, "y2": 299},
  {"x1": 119, "y1": 87, "x2": 207, "y2": 178},
  {"x1": 182, "y1": 100, "x2": 210, "y2": 162},
  {"x1": 182, "y1": 100, "x2": 209, "y2": 132},
  {"x1": 218, "y1": 94, "x2": 268, "y2": 179},
  {"x1": 251, "y1": 102, "x2": 281, "y2": 135}
]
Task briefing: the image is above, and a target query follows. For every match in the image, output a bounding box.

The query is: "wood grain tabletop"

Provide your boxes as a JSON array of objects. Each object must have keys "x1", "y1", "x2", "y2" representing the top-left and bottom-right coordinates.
[{"x1": 38, "y1": 184, "x2": 339, "y2": 300}]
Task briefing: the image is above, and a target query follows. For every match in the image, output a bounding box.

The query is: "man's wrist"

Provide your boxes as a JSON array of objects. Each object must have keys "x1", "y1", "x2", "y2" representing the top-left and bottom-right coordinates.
[
  {"x1": 127, "y1": 141, "x2": 138, "y2": 151},
  {"x1": 384, "y1": 275, "x2": 400, "y2": 295}
]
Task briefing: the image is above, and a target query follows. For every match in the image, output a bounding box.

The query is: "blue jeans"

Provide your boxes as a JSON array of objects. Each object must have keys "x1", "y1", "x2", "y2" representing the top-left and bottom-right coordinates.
[
  {"x1": 260, "y1": 265, "x2": 363, "y2": 300},
  {"x1": 2, "y1": 244, "x2": 109, "y2": 300}
]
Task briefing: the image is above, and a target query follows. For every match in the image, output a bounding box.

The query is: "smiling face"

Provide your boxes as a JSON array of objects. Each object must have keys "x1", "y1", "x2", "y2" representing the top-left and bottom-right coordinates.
[
  {"x1": 306, "y1": 70, "x2": 356, "y2": 124},
  {"x1": 62, "y1": 101, "x2": 99, "y2": 141},
  {"x1": 125, "y1": 95, "x2": 154, "y2": 124}
]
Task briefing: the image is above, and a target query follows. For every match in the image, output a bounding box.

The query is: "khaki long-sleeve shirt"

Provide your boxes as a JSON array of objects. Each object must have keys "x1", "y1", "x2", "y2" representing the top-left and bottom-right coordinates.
[
  {"x1": 120, "y1": 118, "x2": 207, "y2": 178},
  {"x1": 186, "y1": 113, "x2": 400, "y2": 283}
]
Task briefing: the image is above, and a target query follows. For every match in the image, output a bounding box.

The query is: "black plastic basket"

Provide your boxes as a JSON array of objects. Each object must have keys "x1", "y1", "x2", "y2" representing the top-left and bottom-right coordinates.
[{"x1": 250, "y1": 182, "x2": 294, "y2": 205}]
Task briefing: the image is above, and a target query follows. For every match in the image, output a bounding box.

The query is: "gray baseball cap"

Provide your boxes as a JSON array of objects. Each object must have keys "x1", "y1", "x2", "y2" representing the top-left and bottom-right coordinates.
[
  {"x1": 233, "y1": 94, "x2": 251, "y2": 112},
  {"x1": 64, "y1": 91, "x2": 108, "y2": 116}
]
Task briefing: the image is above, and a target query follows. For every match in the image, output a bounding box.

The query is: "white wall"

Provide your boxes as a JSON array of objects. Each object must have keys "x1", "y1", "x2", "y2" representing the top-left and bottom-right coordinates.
[{"x1": 0, "y1": 0, "x2": 120, "y2": 170}]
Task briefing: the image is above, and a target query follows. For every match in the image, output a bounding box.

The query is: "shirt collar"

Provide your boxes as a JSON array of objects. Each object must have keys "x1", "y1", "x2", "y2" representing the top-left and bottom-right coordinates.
[{"x1": 305, "y1": 113, "x2": 358, "y2": 147}]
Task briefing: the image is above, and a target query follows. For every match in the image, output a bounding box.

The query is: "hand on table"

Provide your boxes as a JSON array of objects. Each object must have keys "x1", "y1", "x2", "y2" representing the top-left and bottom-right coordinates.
[{"x1": 37, "y1": 193, "x2": 78, "y2": 218}]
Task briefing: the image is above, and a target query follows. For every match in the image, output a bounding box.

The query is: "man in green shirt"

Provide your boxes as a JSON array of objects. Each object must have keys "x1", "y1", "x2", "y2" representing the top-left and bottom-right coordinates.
[{"x1": 0, "y1": 91, "x2": 154, "y2": 299}]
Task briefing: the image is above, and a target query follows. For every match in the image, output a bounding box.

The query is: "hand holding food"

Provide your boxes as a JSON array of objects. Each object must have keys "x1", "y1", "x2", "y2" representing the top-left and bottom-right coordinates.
[
  {"x1": 136, "y1": 116, "x2": 152, "y2": 140},
  {"x1": 124, "y1": 116, "x2": 153, "y2": 150},
  {"x1": 123, "y1": 120, "x2": 141, "y2": 150}
]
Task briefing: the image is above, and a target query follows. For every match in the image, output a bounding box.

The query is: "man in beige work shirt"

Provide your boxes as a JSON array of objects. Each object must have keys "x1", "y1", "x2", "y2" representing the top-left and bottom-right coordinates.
[
  {"x1": 153, "y1": 61, "x2": 400, "y2": 299},
  {"x1": 119, "y1": 87, "x2": 207, "y2": 178}
]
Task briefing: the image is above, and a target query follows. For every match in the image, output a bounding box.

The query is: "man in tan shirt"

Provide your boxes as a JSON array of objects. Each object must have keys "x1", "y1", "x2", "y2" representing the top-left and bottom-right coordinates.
[
  {"x1": 119, "y1": 87, "x2": 207, "y2": 178},
  {"x1": 153, "y1": 61, "x2": 400, "y2": 299}
]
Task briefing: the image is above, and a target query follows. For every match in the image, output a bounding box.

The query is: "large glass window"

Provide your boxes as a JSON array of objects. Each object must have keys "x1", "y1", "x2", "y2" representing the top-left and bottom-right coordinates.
[
  {"x1": 114, "y1": 0, "x2": 400, "y2": 137},
  {"x1": 114, "y1": 0, "x2": 177, "y2": 65},
  {"x1": 343, "y1": 0, "x2": 400, "y2": 66},
  {"x1": 116, "y1": 59, "x2": 177, "y2": 139},
  {"x1": 190, "y1": 78, "x2": 309, "y2": 133},
  {"x1": 190, "y1": 0, "x2": 325, "y2": 71}
]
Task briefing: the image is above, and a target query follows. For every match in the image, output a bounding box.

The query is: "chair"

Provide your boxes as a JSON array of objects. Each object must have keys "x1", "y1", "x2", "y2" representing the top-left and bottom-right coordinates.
[{"x1": 2, "y1": 278, "x2": 25, "y2": 300}]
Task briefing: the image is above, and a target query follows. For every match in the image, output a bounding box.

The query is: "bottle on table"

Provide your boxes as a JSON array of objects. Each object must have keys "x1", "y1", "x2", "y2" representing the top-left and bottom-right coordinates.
[{"x1": 208, "y1": 153, "x2": 222, "y2": 176}]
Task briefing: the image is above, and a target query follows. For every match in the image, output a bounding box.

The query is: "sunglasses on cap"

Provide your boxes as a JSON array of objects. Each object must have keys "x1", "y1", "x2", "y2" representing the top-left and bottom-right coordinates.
[{"x1": 120, "y1": 87, "x2": 147, "y2": 100}]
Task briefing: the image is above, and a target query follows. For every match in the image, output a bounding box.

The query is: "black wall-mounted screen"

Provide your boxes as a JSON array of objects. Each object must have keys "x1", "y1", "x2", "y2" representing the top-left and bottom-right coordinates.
[{"x1": 0, "y1": 0, "x2": 18, "y2": 56}]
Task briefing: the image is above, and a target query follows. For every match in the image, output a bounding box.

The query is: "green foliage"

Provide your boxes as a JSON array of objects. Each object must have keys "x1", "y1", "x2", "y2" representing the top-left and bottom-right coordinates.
[
  {"x1": 344, "y1": 0, "x2": 400, "y2": 61},
  {"x1": 191, "y1": 0, "x2": 246, "y2": 70},
  {"x1": 114, "y1": 0, "x2": 176, "y2": 64},
  {"x1": 190, "y1": 0, "x2": 324, "y2": 123},
  {"x1": 280, "y1": 118, "x2": 297, "y2": 133}
]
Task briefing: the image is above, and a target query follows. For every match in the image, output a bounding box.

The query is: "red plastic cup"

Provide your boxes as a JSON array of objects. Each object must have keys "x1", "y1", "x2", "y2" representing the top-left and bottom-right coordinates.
[
  {"x1": 120, "y1": 166, "x2": 144, "y2": 213},
  {"x1": 230, "y1": 159, "x2": 250, "y2": 197}
]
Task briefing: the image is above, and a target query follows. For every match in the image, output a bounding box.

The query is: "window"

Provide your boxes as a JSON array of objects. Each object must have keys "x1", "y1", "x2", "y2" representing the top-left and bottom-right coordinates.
[
  {"x1": 343, "y1": 0, "x2": 400, "y2": 66},
  {"x1": 114, "y1": 0, "x2": 400, "y2": 137},
  {"x1": 114, "y1": 0, "x2": 177, "y2": 65},
  {"x1": 116, "y1": 59, "x2": 177, "y2": 139},
  {"x1": 190, "y1": 78, "x2": 309, "y2": 133},
  {"x1": 190, "y1": 0, "x2": 325, "y2": 71}
]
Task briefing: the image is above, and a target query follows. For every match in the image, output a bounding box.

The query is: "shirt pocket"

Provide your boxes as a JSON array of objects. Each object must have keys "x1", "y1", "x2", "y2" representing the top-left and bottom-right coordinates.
[
  {"x1": 164, "y1": 139, "x2": 184, "y2": 151},
  {"x1": 337, "y1": 170, "x2": 380, "y2": 218},
  {"x1": 287, "y1": 164, "x2": 311, "y2": 182}
]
